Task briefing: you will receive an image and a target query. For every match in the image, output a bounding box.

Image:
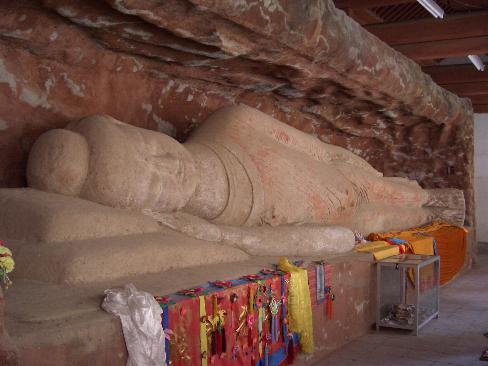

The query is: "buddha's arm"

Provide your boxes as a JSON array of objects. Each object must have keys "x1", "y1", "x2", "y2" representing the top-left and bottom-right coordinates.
[{"x1": 143, "y1": 209, "x2": 355, "y2": 256}]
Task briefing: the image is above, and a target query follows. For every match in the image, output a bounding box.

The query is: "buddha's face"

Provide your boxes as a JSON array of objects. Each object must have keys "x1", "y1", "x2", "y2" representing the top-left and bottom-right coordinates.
[{"x1": 26, "y1": 115, "x2": 197, "y2": 212}]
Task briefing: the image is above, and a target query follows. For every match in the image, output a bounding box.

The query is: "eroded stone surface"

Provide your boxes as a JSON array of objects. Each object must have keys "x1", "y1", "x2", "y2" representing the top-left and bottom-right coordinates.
[
  {"x1": 0, "y1": 188, "x2": 251, "y2": 284},
  {"x1": 0, "y1": 0, "x2": 474, "y2": 226},
  {"x1": 0, "y1": 288, "x2": 17, "y2": 365},
  {"x1": 0, "y1": 188, "x2": 162, "y2": 243}
]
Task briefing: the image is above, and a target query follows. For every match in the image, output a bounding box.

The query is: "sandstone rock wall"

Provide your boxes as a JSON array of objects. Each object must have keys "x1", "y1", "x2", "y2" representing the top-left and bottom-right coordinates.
[{"x1": 0, "y1": 0, "x2": 474, "y2": 225}]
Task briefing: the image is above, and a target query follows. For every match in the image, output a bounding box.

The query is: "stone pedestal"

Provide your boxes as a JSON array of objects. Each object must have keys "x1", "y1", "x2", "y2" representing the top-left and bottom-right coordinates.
[{"x1": 3, "y1": 254, "x2": 375, "y2": 366}]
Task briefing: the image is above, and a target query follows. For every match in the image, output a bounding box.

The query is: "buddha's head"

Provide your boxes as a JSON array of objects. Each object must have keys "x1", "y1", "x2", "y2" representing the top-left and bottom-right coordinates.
[
  {"x1": 26, "y1": 115, "x2": 197, "y2": 212},
  {"x1": 27, "y1": 128, "x2": 90, "y2": 196}
]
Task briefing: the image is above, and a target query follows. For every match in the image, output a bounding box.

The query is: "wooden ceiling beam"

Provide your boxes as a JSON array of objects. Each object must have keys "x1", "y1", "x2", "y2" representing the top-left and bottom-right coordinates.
[
  {"x1": 423, "y1": 64, "x2": 488, "y2": 84},
  {"x1": 347, "y1": 8, "x2": 384, "y2": 25},
  {"x1": 334, "y1": 0, "x2": 415, "y2": 9},
  {"x1": 395, "y1": 36, "x2": 488, "y2": 60},
  {"x1": 473, "y1": 104, "x2": 488, "y2": 113},
  {"x1": 464, "y1": 94, "x2": 488, "y2": 104},
  {"x1": 417, "y1": 59, "x2": 443, "y2": 67},
  {"x1": 366, "y1": 11, "x2": 488, "y2": 45},
  {"x1": 449, "y1": 0, "x2": 488, "y2": 11},
  {"x1": 441, "y1": 81, "x2": 488, "y2": 96}
]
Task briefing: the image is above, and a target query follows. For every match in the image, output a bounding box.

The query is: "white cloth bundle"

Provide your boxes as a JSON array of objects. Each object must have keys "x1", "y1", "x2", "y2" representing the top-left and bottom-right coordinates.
[{"x1": 102, "y1": 284, "x2": 166, "y2": 366}]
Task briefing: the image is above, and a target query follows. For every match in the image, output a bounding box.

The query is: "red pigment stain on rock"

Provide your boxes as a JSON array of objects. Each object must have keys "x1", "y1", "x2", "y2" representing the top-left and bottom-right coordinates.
[
  {"x1": 272, "y1": 129, "x2": 291, "y2": 144},
  {"x1": 309, "y1": 192, "x2": 330, "y2": 222}
]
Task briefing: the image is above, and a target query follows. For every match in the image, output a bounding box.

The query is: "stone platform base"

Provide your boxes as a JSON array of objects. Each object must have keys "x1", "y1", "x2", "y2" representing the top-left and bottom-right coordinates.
[{"x1": 2, "y1": 252, "x2": 375, "y2": 366}]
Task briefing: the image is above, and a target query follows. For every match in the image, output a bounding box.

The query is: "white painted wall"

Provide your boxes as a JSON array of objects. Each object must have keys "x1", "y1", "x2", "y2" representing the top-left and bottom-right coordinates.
[{"x1": 475, "y1": 113, "x2": 488, "y2": 242}]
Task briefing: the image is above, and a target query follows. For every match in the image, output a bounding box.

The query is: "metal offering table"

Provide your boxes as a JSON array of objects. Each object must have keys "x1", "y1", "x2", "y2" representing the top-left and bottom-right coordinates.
[{"x1": 376, "y1": 254, "x2": 440, "y2": 335}]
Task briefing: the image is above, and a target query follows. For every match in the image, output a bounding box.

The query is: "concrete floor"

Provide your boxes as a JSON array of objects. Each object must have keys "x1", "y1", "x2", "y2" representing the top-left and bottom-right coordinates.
[{"x1": 315, "y1": 245, "x2": 488, "y2": 366}]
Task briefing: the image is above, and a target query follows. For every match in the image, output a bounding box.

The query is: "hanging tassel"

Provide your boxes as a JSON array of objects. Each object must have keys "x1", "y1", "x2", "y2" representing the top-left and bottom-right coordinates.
[
  {"x1": 268, "y1": 314, "x2": 272, "y2": 345},
  {"x1": 211, "y1": 295, "x2": 218, "y2": 356},
  {"x1": 326, "y1": 292, "x2": 335, "y2": 320},
  {"x1": 280, "y1": 275, "x2": 288, "y2": 345},
  {"x1": 212, "y1": 295, "x2": 227, "y2": 357},
  {"x1": 271, "y1": 314, "x2": 275, "y2": 344},
  {"x1": 230, "y1": 293, "x2": 238, "y2": 331},
  {"x1": 324, "y1": 263, "x2": 333, "y2": 321},
  {"x1": 248, "y1": 286, "x2": 254, "y2": 348},
  {"x1": 199, "y1": 296, "x2": 208, "y2": 366},
  {"x1": 162, "y1": 305, "x2": 170, "y2": 366},
  {"x1": 324, "y1": 287, "x2": 330, "y2": 320},
  {"x1": 275, "y1": 316, "x2": 279, "y2": 342},
  {"x1": 269, "y1": 297, "x2": 280, "y2": 344},
  {"x1": 221, "y1": 326, "x2": 226, "y2": 355},
  {"x1": 286, "y1": 337, "x2": 295, "y2": 364},
  {"x1": 211, "y1": 332, "x2": 217, "y2": 358},
  {"x1": 249, "y1": 286, "x2": 254, "y2": 311},
  {"x1": 230, "y1": 293, "x2": 239, "y2": 360},
  {"x1": 258, "y1": 303, "x2": 263, "y2": 357},
  {"x1": 216, "y1": 328, "x2": 222, "y2": 355}
]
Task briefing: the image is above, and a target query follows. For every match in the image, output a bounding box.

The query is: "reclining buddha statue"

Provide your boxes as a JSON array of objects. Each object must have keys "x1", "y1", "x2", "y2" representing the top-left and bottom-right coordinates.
[{"x1": 26, "y1": 105, "x2": 464, "y2": 257}]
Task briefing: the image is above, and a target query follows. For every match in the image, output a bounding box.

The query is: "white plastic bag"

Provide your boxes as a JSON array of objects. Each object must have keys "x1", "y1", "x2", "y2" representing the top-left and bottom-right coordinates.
[{"x1": 102, "y1": 284, "x2": 166, "y2": 366}]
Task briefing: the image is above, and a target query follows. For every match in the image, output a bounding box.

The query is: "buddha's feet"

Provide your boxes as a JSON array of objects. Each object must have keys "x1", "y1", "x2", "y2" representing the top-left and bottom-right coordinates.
[{"x1": 425, "y1": 188, "x2": 465, "y2": 226}]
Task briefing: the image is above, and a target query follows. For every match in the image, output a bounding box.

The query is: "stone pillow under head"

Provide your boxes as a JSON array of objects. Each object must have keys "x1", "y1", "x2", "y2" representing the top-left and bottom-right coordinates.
[{"x1": 0, "y1": 188, "x2": 161, "y2": 243}]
